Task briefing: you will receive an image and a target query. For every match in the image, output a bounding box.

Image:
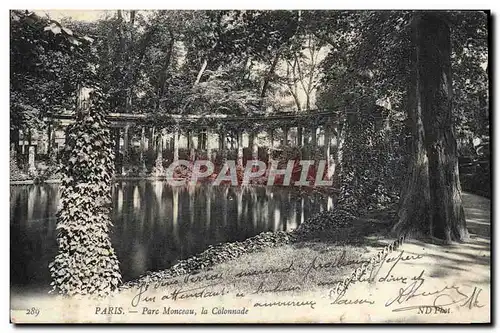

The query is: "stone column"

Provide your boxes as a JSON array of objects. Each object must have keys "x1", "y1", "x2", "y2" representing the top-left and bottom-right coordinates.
[
  {"x1": 324, "y1": 124, "x2": 335, "y2": 180},
  {"x1": 140, "y1": 127, "x2": 147, "y2": 175},
  {"x1": 11, "y1": 128, "x2": 20, "y2": 157},
  {"x1": 173, "y1": 128, "x2": 179, "y2": 162},
  {"x1": 160, "y1": 129, "x2": 167, "y2": 158},
  {"x1": 301, "y1": 127, "x2": 309, "y2": 159},
  {"x1": 204, "y1": 129, "x2": 208, "y2": 150},
  {"x1": 206, "y1": 129, "x2": 211, "y2": 158},
  {"x1": 219, "y1": 132, "x2": 226, "y2": 150},
  {"x1": 144, "y1": 128, "x2": 149, "y2": 151},
  {"x1": 123, "y1": 125, "x2": 130, "y2": 173},
  {"x1": 323, "y1": 125, "x2": 331, "y2": 178},
  {"x1": 47, "y1": 123, "x2": 52, "y2": 156},
  {"x1": 149, "y1": 127, "x2": 155, "y2": 152},
  {"x1": 163, "y1": 133, "x2": 168, "y2": 155},
  {"x1": 251, "y1": 133, "x2": 258, "y2": 161},
  {"x1": 28, "y1": 145, "x2": 36, "y2": 175},
  {"x1": 268, "y1": 129, "x2": 274, "y2": 163},
  {"x1": 154, "y1": 129, "x2": 164, "y2": 176},
  {"x1": 188, "y1": 130, "x2": 195, "y2": 161},
  {"x1": 283, "y1": 126, "x2": 289, "y2": 146},
  {"x1": 190, "y1": 146, "x2": 196, "y2": 162},
  {"x1": 297, "y1": 126, "x2": 303, "y2": 146},
  {"x1": 20, "y1": 129, "x2": 25, "y2": 155},
  {"x1": 114, "y1": 128, "x2": 121, "y2": 173},
  {"x1": 198, "y1": 129, "x2": 207, "y2": 150},
  {"x1": 48, "y1": 123, "x2": 57, "y2": 162},
  {"x1": 237, "y1": 131, "x2": 243, "y2": 167},
  {"x1": 324, "y1": 125, "x2": 331, "y2": 160},
  {"x1": 311, "y1": 126, "x2": 317, "y2": 147}
]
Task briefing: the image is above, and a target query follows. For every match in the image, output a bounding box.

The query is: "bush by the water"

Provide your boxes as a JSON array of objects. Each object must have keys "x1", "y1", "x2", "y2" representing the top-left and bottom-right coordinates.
[{"x1": 10, "y1": 151, "x2": 29, "y2": 181}]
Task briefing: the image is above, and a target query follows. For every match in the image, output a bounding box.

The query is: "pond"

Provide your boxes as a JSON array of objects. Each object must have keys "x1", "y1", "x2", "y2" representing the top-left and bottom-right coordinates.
[{"x1": 10, "y1": 181, "x2": 335, "y2": 294}]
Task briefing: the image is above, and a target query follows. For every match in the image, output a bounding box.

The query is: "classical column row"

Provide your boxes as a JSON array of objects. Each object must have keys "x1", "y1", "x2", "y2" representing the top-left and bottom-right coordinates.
[
  {"x1": 110, "y1": 123, "x2": 330, "y2": 173},
  {"x1": 20, "y1": 122, "x2": 330, "y2": 173}
]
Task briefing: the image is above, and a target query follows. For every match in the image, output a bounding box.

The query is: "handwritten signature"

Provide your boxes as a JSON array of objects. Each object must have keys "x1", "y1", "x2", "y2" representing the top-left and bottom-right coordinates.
[{"x1": 385, "y1": 270, "x2": 484, "y2": 312}]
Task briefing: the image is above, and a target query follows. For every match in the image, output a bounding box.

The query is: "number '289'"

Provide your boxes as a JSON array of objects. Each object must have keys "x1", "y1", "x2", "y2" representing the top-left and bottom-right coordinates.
[{"x1": 26, "y1": 307, "x2": 40, "y2": 317}]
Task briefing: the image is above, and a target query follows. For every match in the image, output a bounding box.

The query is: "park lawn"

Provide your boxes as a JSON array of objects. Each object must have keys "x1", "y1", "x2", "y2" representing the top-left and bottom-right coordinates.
[
  {"x1": 117, "y1": 242, "x2": 368, "y2": 307},
  {"x1": 199, "y1": 210, "x2": 396, "y2": 294},
  {"x1": 118, "y1": 208, "x2": 397, "y2": 298},
  {"x1": 193, "y1": 242, "x2": 371, "y2": 295},
  {"x1": 118, "y1": 237, "x2": 393, "y2": 305}
]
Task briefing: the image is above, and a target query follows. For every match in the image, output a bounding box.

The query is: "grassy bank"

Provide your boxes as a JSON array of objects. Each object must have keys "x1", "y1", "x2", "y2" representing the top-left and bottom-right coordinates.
[{"x1": 120, "y1": 207, "x2": 395, "y2": 294}]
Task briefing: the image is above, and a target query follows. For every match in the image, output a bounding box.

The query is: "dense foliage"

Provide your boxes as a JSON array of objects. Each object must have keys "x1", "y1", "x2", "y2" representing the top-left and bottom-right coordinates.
[{"x1": 10, "y1": 10, "x2": 94, "y2": 135}]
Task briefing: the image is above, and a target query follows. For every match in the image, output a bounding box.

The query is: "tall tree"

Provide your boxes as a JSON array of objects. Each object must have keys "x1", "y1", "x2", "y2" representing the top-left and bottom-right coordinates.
[
  {"x1": 393, "y1": 12, "x2": 469, "y2": 242},
  {"x1": 314, "y1": 10, "x2": 486, "y2": 241}
]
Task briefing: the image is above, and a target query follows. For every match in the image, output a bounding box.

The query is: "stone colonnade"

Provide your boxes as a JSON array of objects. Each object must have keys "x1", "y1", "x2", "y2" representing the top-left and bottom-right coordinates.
[
  {"x1": 109, "y1": 121, "x2": 335, "y2": 175},
  {"x1": 18, "y1": 113, "x2": 336, "y2": 176}
]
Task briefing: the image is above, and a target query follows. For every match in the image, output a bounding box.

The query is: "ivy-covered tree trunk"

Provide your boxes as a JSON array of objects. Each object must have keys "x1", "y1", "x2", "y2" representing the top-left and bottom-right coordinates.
[
  {"x1": 50, "y1": 89, "x2": 121, "y2": 296},
  {"x1": 336, "y1": 99, "x2": 388, "y2": 215},
  {"x1": 394, "y1": 12, "x2": 468, "y2": 243}
]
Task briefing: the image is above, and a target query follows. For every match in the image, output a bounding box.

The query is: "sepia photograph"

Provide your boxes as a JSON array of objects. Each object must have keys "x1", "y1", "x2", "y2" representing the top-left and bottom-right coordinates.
[{"x1": 8, "y1": 8, "x2": 491, "y2": 324}]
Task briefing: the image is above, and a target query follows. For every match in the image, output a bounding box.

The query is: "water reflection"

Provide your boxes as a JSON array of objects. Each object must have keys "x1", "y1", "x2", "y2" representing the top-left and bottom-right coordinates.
[{"x1": 10, "y1": 181, "x2": 335, "y2": 291}]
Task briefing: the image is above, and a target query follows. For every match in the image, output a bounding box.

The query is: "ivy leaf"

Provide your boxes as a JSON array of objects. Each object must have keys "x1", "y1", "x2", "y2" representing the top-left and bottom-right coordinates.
[
  {"x1": 44, "y1": 22, "x2": 62, "y2": 35},
  {"x1": 68, "y1": 36, "x2": 81, "y2": 46},
  {"x1": 82, "y1": 36, "x2": 94, "y2": 43},
  {"x1": 62, "y1": 27, "x2": 73, "y2": 35}
]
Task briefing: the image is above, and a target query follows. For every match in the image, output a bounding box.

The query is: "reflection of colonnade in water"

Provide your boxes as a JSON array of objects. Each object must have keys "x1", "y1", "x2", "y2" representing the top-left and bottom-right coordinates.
[
  {"x1": 13, "y1": 182, "x2": 334, "y2": 245},
  {"x1": 11, "y1": 182, "x2": 336, "y2": 283},
  {"x1": 14, "y1": 183, "x2": 334, "y2": 236},
  {"x1": 10, "y1": 185, "x2": 59, "y2": 237},
  {"x1": 10, "y1": 184, "x2": 59, "y2": 287}
]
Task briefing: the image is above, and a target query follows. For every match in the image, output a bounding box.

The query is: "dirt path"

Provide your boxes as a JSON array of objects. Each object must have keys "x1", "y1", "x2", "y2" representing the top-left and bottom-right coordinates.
[{"x1": 340, "y1": 192, "x2": 491, "y2": 323}]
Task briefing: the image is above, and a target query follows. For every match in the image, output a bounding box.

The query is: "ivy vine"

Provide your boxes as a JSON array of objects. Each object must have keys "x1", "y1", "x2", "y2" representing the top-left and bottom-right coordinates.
[{"x1": 49, "y1": 89, "x2": 121, "y2": 297}]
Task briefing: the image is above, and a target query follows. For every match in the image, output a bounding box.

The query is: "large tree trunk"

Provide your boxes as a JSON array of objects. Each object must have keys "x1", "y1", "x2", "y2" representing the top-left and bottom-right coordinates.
[
  {"x1": 260, "y1": 52, "x2": 281, "y2": 107},
  {"x1": 156, "y1": 31, "x2": 175, "y2": 109},
  {"x1": 123, "y1": 24, "x2": 157, "y2": 110},
  {"x1": 419, "y1": 13, "x2": 468, "y2": 242},
  {"x1": 394, "y1": 12, "x2": 468, "y2": 243}
]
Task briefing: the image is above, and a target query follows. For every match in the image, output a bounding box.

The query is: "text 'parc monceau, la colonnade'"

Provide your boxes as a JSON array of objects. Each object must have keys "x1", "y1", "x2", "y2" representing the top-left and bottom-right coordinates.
[{"x1": 44, "y1": 109, "x2": 339, "y2": 177}]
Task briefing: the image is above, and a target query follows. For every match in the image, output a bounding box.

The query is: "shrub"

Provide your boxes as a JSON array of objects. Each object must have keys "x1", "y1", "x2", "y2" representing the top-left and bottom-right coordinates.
[{"x1": 10, "y1": 148, "x2": 29, "y2": 181}]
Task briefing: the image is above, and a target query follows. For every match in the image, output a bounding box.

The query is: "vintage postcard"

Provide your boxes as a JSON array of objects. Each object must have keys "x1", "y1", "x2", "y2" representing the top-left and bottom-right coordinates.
[{"x1": 10, "y1": 9, "x2": 490, "y2": 324}]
